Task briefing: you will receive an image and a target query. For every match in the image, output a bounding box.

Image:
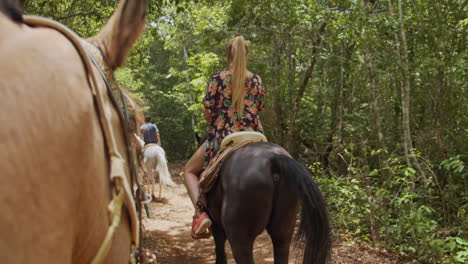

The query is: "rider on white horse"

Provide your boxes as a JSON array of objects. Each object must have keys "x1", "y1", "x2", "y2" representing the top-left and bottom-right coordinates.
[
  {"x1": 136, "y1": 116, "x2": 176, "y2": 200},
  {"x1": 140, "y1": 115, "x2": 161, "y2": 146}
]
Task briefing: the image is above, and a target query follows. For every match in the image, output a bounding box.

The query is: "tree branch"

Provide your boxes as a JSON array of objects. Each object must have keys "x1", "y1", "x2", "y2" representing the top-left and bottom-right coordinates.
[{"x1": 285, "y1": 23, "x2": 326, "y2": 152}]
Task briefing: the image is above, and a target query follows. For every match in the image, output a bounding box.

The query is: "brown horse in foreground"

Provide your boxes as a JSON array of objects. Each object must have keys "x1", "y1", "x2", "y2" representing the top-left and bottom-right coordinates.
[{"x1": 0, "y1": 1, "x2": 146, "y2": 263}]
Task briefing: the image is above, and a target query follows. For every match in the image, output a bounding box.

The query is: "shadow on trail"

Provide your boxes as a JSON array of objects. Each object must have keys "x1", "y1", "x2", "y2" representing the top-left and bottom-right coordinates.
[
  {"x1": 143, "y1": 228, "x2": 281, "y2": 264},
  {"x1": 143, "y1": 227, "x2": 213, "y2": 264}
]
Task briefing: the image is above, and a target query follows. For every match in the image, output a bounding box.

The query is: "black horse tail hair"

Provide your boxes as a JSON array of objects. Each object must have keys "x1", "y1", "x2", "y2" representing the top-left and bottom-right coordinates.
[{"x1": 271, "y1": 154, "x2": 331, "y2": 264}]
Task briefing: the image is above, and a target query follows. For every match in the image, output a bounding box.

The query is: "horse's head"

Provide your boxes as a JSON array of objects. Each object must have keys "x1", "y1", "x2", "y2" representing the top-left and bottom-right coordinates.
[{"x1": 87, "y1": 0, "x2": 146, "y2": 71}]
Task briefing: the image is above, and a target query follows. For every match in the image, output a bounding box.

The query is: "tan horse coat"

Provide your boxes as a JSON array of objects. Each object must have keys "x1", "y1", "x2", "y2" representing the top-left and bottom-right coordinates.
[{"x1": 0, "y1": 1, "x2": 145, "y2": 263}]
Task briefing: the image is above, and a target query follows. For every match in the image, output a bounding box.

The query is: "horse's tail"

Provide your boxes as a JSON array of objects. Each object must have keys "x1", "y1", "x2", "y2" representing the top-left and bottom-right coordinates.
[
  {"x1": 154, "y1": 147, "x2": 177, "y2": 187},
  {"x1": 271, "y1": 154, "x2": 331, "y2": 264}
]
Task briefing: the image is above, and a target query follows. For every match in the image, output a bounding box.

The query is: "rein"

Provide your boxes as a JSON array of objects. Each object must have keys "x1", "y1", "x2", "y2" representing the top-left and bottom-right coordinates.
[{"x1": 22, "y1": 16, "x2": 143, "y2": 264}]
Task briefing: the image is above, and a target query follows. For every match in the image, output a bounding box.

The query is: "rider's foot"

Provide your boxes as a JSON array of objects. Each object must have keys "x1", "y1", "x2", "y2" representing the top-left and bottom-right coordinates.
[{"x1": 191, "y1": 212, "x2": 212, "y2": 239}]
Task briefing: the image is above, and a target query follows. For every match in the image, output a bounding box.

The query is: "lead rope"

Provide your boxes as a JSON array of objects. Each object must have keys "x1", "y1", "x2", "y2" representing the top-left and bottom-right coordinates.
[{"x1": 23, "y1": 16, "x2": 140, "y2": 263}]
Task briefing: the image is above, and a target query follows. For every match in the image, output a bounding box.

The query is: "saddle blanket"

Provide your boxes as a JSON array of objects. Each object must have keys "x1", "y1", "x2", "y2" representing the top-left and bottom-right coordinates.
[{"x1": 198, "y1": 132, "x2": 267, "y2": 208}]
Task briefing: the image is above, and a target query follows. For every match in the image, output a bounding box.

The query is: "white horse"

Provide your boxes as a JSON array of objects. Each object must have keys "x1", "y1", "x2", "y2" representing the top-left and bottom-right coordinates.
[{"x1": 134, "y1": 134, "x2": 176, "y2": 200}]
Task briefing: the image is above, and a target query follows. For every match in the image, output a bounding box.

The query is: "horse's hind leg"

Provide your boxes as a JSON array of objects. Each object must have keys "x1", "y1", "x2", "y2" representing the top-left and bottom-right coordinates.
[
  {"x1": 223, "y1": 195, "x2": 270, "y2": 264},
  {"x1": 266, "y1": 179, "x2": 300, "y2": 264},
  {"x1": 212, "y1": 222, "x2": 227, "y2": 264},
  {"x1": 267, "y1": 215, "x2": 296, "y2": 264},
  {"x1": 150, "y1": 170, "x2": 156, "y2": 197},
  {"x1": 158, "y1": 173, "x2": 163, "y2": 200},
  {"x1": 226, "y1": 233, "x2": 255, "y2": 264},
  {"x1": 144, "y1": 159, "x2": 155, "y2": 197}
]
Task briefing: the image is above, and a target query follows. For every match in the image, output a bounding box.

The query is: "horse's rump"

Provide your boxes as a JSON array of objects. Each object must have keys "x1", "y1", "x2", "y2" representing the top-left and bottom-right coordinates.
[{"x1": 143, "y1": 144, "x2": 176, "y2": 188}]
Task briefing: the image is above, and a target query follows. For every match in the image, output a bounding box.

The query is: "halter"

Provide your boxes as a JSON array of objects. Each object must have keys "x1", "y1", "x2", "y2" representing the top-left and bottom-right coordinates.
[{"x1": 23, "y1": 15, "x2": 143, "y2": 264}]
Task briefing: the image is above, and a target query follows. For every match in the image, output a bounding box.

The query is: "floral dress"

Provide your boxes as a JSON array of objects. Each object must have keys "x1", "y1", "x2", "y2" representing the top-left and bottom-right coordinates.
[{"x1": 203, "y1": 70, "x2": 265, "y2": 166}]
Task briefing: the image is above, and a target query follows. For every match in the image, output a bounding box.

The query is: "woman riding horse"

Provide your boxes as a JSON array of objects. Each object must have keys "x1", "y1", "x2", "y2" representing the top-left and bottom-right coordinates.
[
  {"x1": 184, "y1": 36, "x2": 266, "y2": 239},
  {"x1": 183, "y1": 36, "x2": 331, "y2": 263}
]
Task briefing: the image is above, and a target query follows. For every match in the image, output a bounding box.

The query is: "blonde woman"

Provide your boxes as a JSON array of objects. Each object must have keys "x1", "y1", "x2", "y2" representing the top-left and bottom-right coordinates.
[{"x1": 184, "y1": 36, "x2": 266, "y2": 239}]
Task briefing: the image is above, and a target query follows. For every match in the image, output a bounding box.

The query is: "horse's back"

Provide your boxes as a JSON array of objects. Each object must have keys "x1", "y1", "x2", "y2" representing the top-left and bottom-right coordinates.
[
  {"x1": 218, "y1": 142, "x2": 289, "y2": 237},
  {"x1": 0, "y1": 17, "x2": 112, "y2": 263}
]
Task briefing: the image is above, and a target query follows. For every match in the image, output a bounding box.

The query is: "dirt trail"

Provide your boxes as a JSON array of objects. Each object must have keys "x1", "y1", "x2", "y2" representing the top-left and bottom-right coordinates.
[{"x1": 141, "y1": 164, "x2": 402, "y2": 264}]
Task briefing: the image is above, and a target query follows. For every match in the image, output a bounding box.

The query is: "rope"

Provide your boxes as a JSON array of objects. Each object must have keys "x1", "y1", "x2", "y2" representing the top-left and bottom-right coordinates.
[{"x1": 91, "y1": 181, "x2": 124, "y2": 264}]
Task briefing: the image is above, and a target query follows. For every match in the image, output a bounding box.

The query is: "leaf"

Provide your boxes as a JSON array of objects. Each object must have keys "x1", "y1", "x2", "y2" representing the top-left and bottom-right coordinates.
[{"x1": 455, "y1": 237, "x2": 468, "y2": 246}]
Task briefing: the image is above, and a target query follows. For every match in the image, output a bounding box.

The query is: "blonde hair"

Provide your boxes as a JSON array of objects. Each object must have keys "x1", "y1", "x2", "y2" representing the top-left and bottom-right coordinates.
[{"x1": 226, "y1": 36, "x2": 249, "y2": 116}]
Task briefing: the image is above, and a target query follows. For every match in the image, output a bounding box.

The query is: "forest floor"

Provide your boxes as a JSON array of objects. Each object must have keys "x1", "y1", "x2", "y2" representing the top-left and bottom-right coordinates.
[{"x1": 141, "y1": 163, "x2": 407, "y2": 264}]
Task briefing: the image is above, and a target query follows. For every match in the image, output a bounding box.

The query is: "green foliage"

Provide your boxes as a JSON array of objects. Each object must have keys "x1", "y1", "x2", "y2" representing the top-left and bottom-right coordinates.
[
  {"x1": 24, "y1": 0, "x2": 115, "y2": 35},
  {"x1": 27, "y1": 0, "x2": 466, "y2": 262},
  {"x1": 315, "y1": 151, "x2": 467, "y2": 263},
  {"x1": 445, "y1": 236, "x2": 468, "y2": 263}
]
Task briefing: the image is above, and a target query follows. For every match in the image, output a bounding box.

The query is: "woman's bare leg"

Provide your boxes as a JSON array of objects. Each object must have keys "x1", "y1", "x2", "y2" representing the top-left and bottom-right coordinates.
[{"x1": 184, "y1": 144, "x2": 206, "y2": 215}]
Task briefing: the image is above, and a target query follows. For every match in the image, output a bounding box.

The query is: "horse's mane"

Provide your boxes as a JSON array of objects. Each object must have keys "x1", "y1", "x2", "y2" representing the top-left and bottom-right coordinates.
[
  {"x1": 121, "y1": 87, "x2": 145, "y2": 107},
  {"x1": 0, "y1": 0, "x2": 24, "y2": 23},
  {"x1": 121, "y1": 87, "x2": 146, "y2": 129}
]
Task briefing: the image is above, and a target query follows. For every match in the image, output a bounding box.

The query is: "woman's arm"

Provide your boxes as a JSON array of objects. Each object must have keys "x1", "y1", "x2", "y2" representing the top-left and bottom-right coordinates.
[{"x1": 156, "y1": 132, "x2": 161, "y2": 146}]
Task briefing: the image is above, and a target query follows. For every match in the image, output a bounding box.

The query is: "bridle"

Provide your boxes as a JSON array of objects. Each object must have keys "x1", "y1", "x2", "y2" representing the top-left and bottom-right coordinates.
[{"x1": 23, "y1": 15, "x2": 144, "y2": 264}]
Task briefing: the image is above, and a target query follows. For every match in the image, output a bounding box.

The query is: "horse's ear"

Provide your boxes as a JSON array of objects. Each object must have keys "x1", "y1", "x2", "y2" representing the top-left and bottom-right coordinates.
[
  {"x1": 0, "y1": 0, "x2": 24, "y2": 23},
  {"x1": 89, "y1": 0, "x2": 146, "y2": 70}
]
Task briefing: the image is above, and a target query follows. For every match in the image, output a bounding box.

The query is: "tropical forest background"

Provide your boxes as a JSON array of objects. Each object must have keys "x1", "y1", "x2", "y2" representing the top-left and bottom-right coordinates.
[{"x1": 25, "y1": 0, "x2": 466, "y2": 263}]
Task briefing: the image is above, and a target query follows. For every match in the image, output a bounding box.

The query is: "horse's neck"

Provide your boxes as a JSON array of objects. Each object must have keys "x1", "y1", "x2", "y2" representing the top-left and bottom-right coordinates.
[{"x1": 0, "y1": 14, "x2": 21, "y2": 40}]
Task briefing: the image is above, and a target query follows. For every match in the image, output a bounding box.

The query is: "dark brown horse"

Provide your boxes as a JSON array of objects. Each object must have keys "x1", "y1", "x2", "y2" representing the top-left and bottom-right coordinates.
[{"x1": 205, "y1": 142, "x2": 331, "y2": 264}]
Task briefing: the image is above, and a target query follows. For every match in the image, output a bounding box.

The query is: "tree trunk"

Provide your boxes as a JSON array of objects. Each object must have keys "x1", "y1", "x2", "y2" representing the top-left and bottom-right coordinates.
[
  {"x1": 271, "y1": 37, "x2": 286, "y2": 145},
  {"x1": 285, "y1": 23, "x2": 326, "y2": 152},
  {"x1": 360, "y1": 0, "x2": 384, "y2": 149},
  {"x1": 397, "y1": 0, "x2": 413, "y2": 166},
  {"x1": 337, "y1": 42, "x2": 345, "y2": 143},
  {"x1": 183, "y1": 45, "x2": 196, "y2": 140},
  {"x1": 368, "y1": 59, "x2": 384, "y2": 148},
  {"x1": 397, "y1": 0, "x2": 427, "y2": 184}
]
